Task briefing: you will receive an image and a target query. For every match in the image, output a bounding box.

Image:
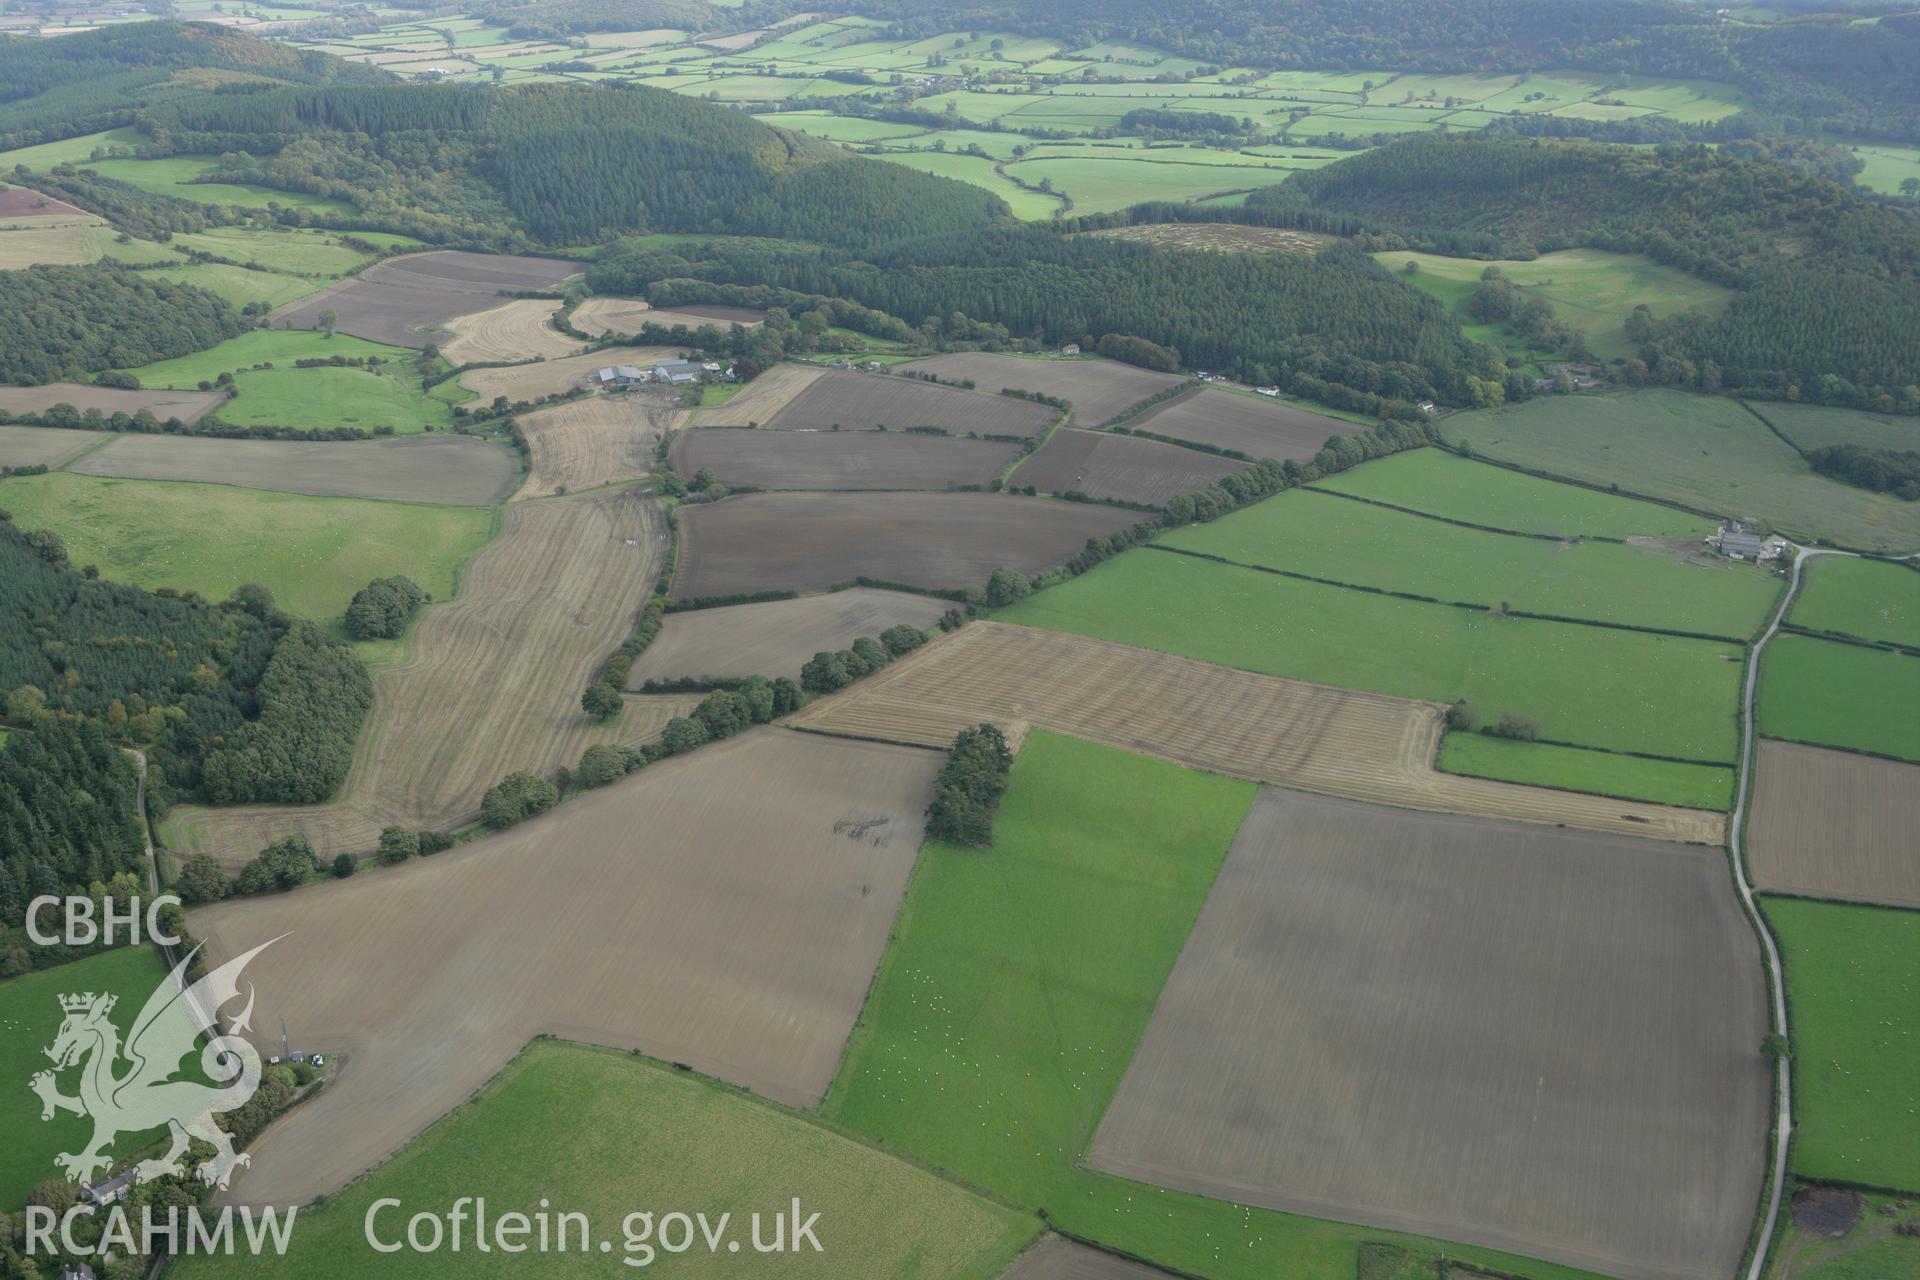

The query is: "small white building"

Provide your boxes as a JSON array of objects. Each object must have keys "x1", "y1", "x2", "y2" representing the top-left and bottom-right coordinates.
[
  {"x1": 652, "y1": 359, "x2": 701, "y2": 385},
  {"x1": 596, "y1": 365, "x2": 645, "y2": 387},
  {"x1": 1060, "y1": 343, "x2": 1081, "y2": 356}
]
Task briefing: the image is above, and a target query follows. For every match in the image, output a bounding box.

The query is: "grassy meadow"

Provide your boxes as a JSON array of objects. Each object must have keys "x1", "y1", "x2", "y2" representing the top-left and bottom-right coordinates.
[
  {"x1": 1765, "y1": 898, "x2": 1920, "y2": 1193},
  {"x1": 1437, "y1": 733, "x2": 1734, "y2": 810},
  {"x1": 1443, "y1": 390, "x2": 1920, "y2": 553},
  {"x1": 123, "y1": 330, "x2": 415, "y2": 389},
  {"x1": 998, "y1": 549, "x2": 1745, "y2": 765},
  {"x1": 176, "y1": 1039, "x2": 1038, "y2": 1279},
  {"x1": 0, "y1": 472, "x2": 492, "y2": 625},
  {"x1": 824, "y1": 731, "x2": 1596, "y2": 1280},
  {"x1": 1758, "y1": 634, "x2": 1920, "y2": 762},
  {"x1": 1788, "y1": 556, "x2": 1920, "y2": 649},
  {"x1": 210, "y1": 365, "x2": 455, "y2": 435}
]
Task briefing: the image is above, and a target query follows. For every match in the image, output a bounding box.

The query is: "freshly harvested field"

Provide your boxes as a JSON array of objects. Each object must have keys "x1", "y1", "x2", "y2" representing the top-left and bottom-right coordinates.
[
  {"x1": 691, "y1": 361, "x2": 823, "y2": 426},
  {"x1": 515, "y1": 394, "x2": 678, "y2": 499},
  {"x1": 1759, "y1": 634, "x2": 1920, "y2": 762},
  {"x1": 1314, "y1": 447, "x2": 1715, "y2": 539},
  {"x1": 890, "y1": 353, "x2": 1184, "y2": 425},
  {"x1": 177, "y1": 1041, "x2": 1036, "y2": 1280},
  {"x1": 1126, "y1": 386, "x2": 1365, "y2": 460},
  {"x1": 786, "y1": 622, "x2": 1724, "y2": 843},
  {"x1": 761, "y1": 368, "x2": 1056, "y2": 437},
  {"x1": 1090, "y1": 789, "x2": 1768, "y2": 1280},
  {"x1": 572, "y1": 296, "x2": 765, "y2": 336},
  {"x1": 670, "y1": 427, "x2": 1020, "y2": 490},
  {"x1": 1788, "y1": 554, "x2": 1920, "y2": 649},
  {"x1": 455, "y1": 345, "x2": 677, "y2": 402},
  {"x1": 166, "y1": 488, "x2": 673, "y2": 866},
  {"x1": 1001, "y1": 1237, "x2": 1173, "y2": 1280},
  {"x1": 627, "y1": 588, "x2": 949, "y2": 685},
  {"x1": 437, "y1": 297, "x2": 585, "y2": 364},
  {"x1": 1087, "y1": 222, "x2": 1337, "y2": 255},
  {"x1": 1750, "y1": 741, "x2": 1920, "y2": 908},
  {"x1": 188, "y1": 729, "x2": 945, "y2": 1207},
  {"x1": 74, "y1": 433, "x2": 518, "y2": 506},
  {"x1": 1012, "y1": 427, "x2": 1246, "y2": 504},
  {"x1": 1443, "y1": 390, "x2": 1920, "y2": 553},
  {"x1": 0, "y1": 383, "x2": 224, "y2": 424},
  {"x1": 270, "y1": 250, "x2": 580, "y2": 348},
  {"x1": 0, "y1": 425, "x2": 102, "y2": 469},
  {"x1": 673, "y1": 492, "x2": 1140, "y2": 598}
]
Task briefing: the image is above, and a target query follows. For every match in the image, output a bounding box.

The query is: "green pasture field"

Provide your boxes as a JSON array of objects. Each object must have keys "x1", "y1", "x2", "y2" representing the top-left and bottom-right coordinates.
[
  {"x1": 210, "y1": 365, "x2": 455, "y2": 435},
  {"x1": 169, "y1": 226, "x2": 374, "y2": 276},
  {"x1": 1748, "y1": 401, "x2": 1920, "y2": 455},
  {"x1": 996, "y1": 549, "x2": 1744, "y2": 763},
  {"x1": 753, "y1": 111, "x2": 924, "y2": 142},
  {"x1": 73, "y1": 155, "x2": 351, "y2": 213},
  {"x1": 123, "y1": 330, "x2": 413, "y2": 389},
  {"x1": 1833, "y1": 139, "x2": 1920, "y2": 197},
  {"x1": 1802, "y1": 1236, "x2": 1920, "y2": 1280},
  {"x1": 1788, "y1": 556, "x2": 1920, "y2": 649},
  {"x1": 1160, "y1": 486, "x2": 1779, "y2": 638},
  {"x1": 0, "y1": 127, "x2": 148, "y2": 171},
  {"x1": 1380, "y1": 249, "x2": 1733, "y2": 362},
  {"x1": 1764, "y1": 897, "x2": 1920, "y2": 1193},
  {"x1": 1442, "y1": 390, "x2": 1920, "y2": 553},
  {"x1": 0, "y1": 947, "x2": 173, "y2": 1208},
  {"x1": 1437, "y1": 732, "x2": 1734, "y2": 809},
  {"x1": 1758, "y1": 633, "x2": 1920, "y2": 762},
  {"x1": 869, "y1": 150, "x2": 1060, "y2": 218},
  {"x1": 177, "y1": 1039, "x2": 1037, "y2": 1279},
  {"x1": 1003, "y1": 155, "x2": 1285, "y2": 215},
  {"x1": 824, "y1": 731, "x2": 1597, "y2": 1280},
  {"x1": 139, "y1": 262, "x2": 333, "y2": 310},
  {"x1": 1313, "y1": 448, "x2": 1713, "y2": 539},
  {"x1": 0, "y1": 472, "x2": 492, "y2": 625}
]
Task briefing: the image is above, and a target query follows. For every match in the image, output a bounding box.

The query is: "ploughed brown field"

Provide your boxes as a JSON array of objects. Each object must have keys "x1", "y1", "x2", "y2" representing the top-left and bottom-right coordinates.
[
  {"x1": 169, "y1": 487, "x2": 681, "y2": 867},
  {"x1": 1010, "y1": 427, "x2": 1245, "y2": 505},
  {"x1": 0, "y1": 425, "x2": 103, "y2": 469},
  {"x1": 1000, "y1": 1237, "x2": 1172, "y2": 1280},
  {"x1": 514, "y1": 394, "x2": 679, "y2": 500},
  {"x1": 269, "y1": 251, "x2": 580, "y2": 348},
  {"x1": 572, "y1": 296, "x2": 765, "y2": 336},
  {"x1": 1749, "y1": 739, "x2": 1920, "y2": 908},
  {"x1": 673, "y1": 492, "x2": 1140, "y2": 599},
  {"x1": 670, "y1": 426, "x2": 1021, "y2": 491},
  {"x1": 1127, "y1": 386, "x2": 1365, "y2": 460},
  {"x1": 690, "y1": 362, "x2": 823, "y2": 426},
  {"x1": 437, "y1": 298, "x2": 585, "y2": 365},
  {"x1": 890, "y1": 353, "x2": 1185, "y2": 426},
  {"x1": 191, "y1": 729, "x2": 941, "y2": 1207},
  {"x1": 1091, "y1": 789, "x2": 1768, "y2": 1280},
  {"x1": 785, "y1": 621, "x2": 1725, "y2": 843},
  {"x1": 72, "y1": 433, "x2": 519, "y2": 506},
  {"x1": 727, "y1": 367, "x2": 1057, "y2": 437},
  {"x1": 0, "y1": 383, "x2": 225, "y2": 425},
  {"x1": 626, "y1": 588, "x2": 951, "y2": 686},
  {"x1": 0, "y1": 185, "x2": 85, "y2": 217},
  {"x1": 455, "y1": 346, "x2": 678, "y2": 403}
]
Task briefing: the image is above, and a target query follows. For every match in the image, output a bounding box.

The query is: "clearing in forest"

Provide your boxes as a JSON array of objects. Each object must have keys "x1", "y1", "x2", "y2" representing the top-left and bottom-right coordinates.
[
  {"x1": 188, "y1": 729, "x2": 945, "y2": 1208},
  {"x1": 627, "y1": 588, "x2": 950, "y2": 686},
  {"x1": 1088, "y1": 223, "x2": 1337, "y2": 255},
  {"x1": 1091, "y1": 789, "x2": 1767, "y2": 1280}
]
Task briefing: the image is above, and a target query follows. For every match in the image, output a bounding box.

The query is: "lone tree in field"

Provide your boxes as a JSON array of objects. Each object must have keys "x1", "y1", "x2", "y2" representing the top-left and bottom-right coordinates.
[
  {"x1": 984, "y1": 566, "x2": 1032, "y2": 608},
  {"x1": 175, "y1": 854, "x2": 228, "y2": 905},
  {"x1": 581, "y1": 683, "x2": 623, "y2": 721},
  {"x1": 1446, "y1": 700, "x2": 1479, "y2": 732},
  {"x1": 1761, "y1": 1033, "x2": 1791, "y2": 1063},
  {"x1": 377, "y1": 826, "x2": 420, "y2": 865},
  {"x1": 318, "y1": 308, "x2": 338, "y2": 338}
]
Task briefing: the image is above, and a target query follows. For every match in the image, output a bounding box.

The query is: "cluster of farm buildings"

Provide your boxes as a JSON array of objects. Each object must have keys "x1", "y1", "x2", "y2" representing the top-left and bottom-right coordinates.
[{"x1": 597, "y1": 358, "x2": 726, "y2": 387}]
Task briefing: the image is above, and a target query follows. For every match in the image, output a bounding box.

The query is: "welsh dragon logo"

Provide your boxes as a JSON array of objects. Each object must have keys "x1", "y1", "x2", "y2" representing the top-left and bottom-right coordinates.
[{"x1": 29, "y1": 939, "x2": 279, "y2": 1191}]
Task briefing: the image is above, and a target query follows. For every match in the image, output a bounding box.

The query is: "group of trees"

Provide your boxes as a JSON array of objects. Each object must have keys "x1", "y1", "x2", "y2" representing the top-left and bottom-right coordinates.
[
  {"x1": 799, "y1": 623, "x2": 929, "y2": 693},
  {"x1": 343, "y1": 575, "x2": 426, "y2": 640},
  {"x1": 1807, "y1": 443, "x2": 1920, "y2": 500},
  {"x1": 924, "y1": 723, "x2": 1012, "y2": 847},
  {"x1": 0, "y1": 262, "x2": 246, "y2": 384},
  {"x1": 1467, "y1": 267, "x2": 1593, "y2": 364}
]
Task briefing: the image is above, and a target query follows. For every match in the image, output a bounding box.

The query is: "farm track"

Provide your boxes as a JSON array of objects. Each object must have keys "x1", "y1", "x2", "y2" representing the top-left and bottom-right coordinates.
[
  {"x1": 785, "y1": 621, "x2": 1726, "y2": 844},
  {"x1": 169, "y1": 487, "x2": 681, "y2": 866}
]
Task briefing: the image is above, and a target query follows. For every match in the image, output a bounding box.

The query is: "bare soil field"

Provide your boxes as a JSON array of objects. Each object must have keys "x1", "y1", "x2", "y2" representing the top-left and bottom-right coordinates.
[
  {"x1": 1085, "y1": 223, "x2": 1338, "y2": 255},
  {"x1": 438, "y1": 298, "x2": 585, "y2": 365},
  {"x1": 515, "y1": 394, "x2": 678, "y2": 500},
  {"x1": 1127, "y1": 387, "x2": 1365, "y2": 460},
  {"x1": 0, "y1": 383, "x2": 225, "y2": 424},
  {"x1": 1011, "y1": 427, "x2": 1244, "y2": 505},
  {"x1": 190, "y1": 728, "x2": 940, "y2": 1207},
  {"x1": 765, "y1": 368, "x2": 1057, "y2": 437},
  {"x1": 0, "y1": 425, "x2": 105, "y2": 469},
  {"x1": 1750, "y1": 740, "x2": 1920, "y2": 908},
  {"x1": 1090, "y1": 789, "x2": 1768, "y2": 1280},
  {"x1": 169, "y1": 488, "x2": 676, "y2": 867},
  {"x1": 1000, "y1": 1237, "x2": 1173, "y2": 1280},
  {"x1": 455, "y1": 346, "x2": 677, "y2": 402},
  {"x1": 670, "y1": 427, "x2": 1020, "y2": 490},
  {"x1": 673, "y1": 493, "x2": 1139, "y2": 598},
  {"x1": 572, "y1": 296, "x2": 765, "y2": 337},
  {"x1": 690, "y1": 362, "x2": 823, "y2": 426},
  {"x1": 785, "y1": 622, "x2": 1724, "y2": 843},
  {"x1": 270, "y1": 251, "x2": 580, "y2": 348},
  {"x1": 891, "y1": 353, "x2": 1184, "y2": 426},
  {"x1": 73, "y1": 433, "x2": 518, "y2": 506},
  {"x1": 626, "y1": 588, "x2": 950, "y2": 686},
  {"x1": 0, "y1": 186, "x2": 85, "y2": 217}
]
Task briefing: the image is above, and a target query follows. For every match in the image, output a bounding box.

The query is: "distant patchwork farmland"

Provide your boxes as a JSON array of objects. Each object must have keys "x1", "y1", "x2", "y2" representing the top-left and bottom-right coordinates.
[
  {"x1": 672, "y1": 426, "x2": 1022, "y2": 491},
  {"x1": 890, "y1": 353, "x2": 1185, "y2": 425}
]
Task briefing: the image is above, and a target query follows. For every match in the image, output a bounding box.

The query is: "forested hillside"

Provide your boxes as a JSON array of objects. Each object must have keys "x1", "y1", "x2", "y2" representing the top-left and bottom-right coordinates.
[
  {"x1": 1250, "y1": 135, "x2": 1920, "y2": 411},
  {"x1": 851, "y1": 0, "x2": 1920, "y2": 142},
  {"x1": 0, "y1": 263, "x2": 248, "y2": 383},
  {"x1": 0, "y1": 518, "x2": 370, "y2": 809}
]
